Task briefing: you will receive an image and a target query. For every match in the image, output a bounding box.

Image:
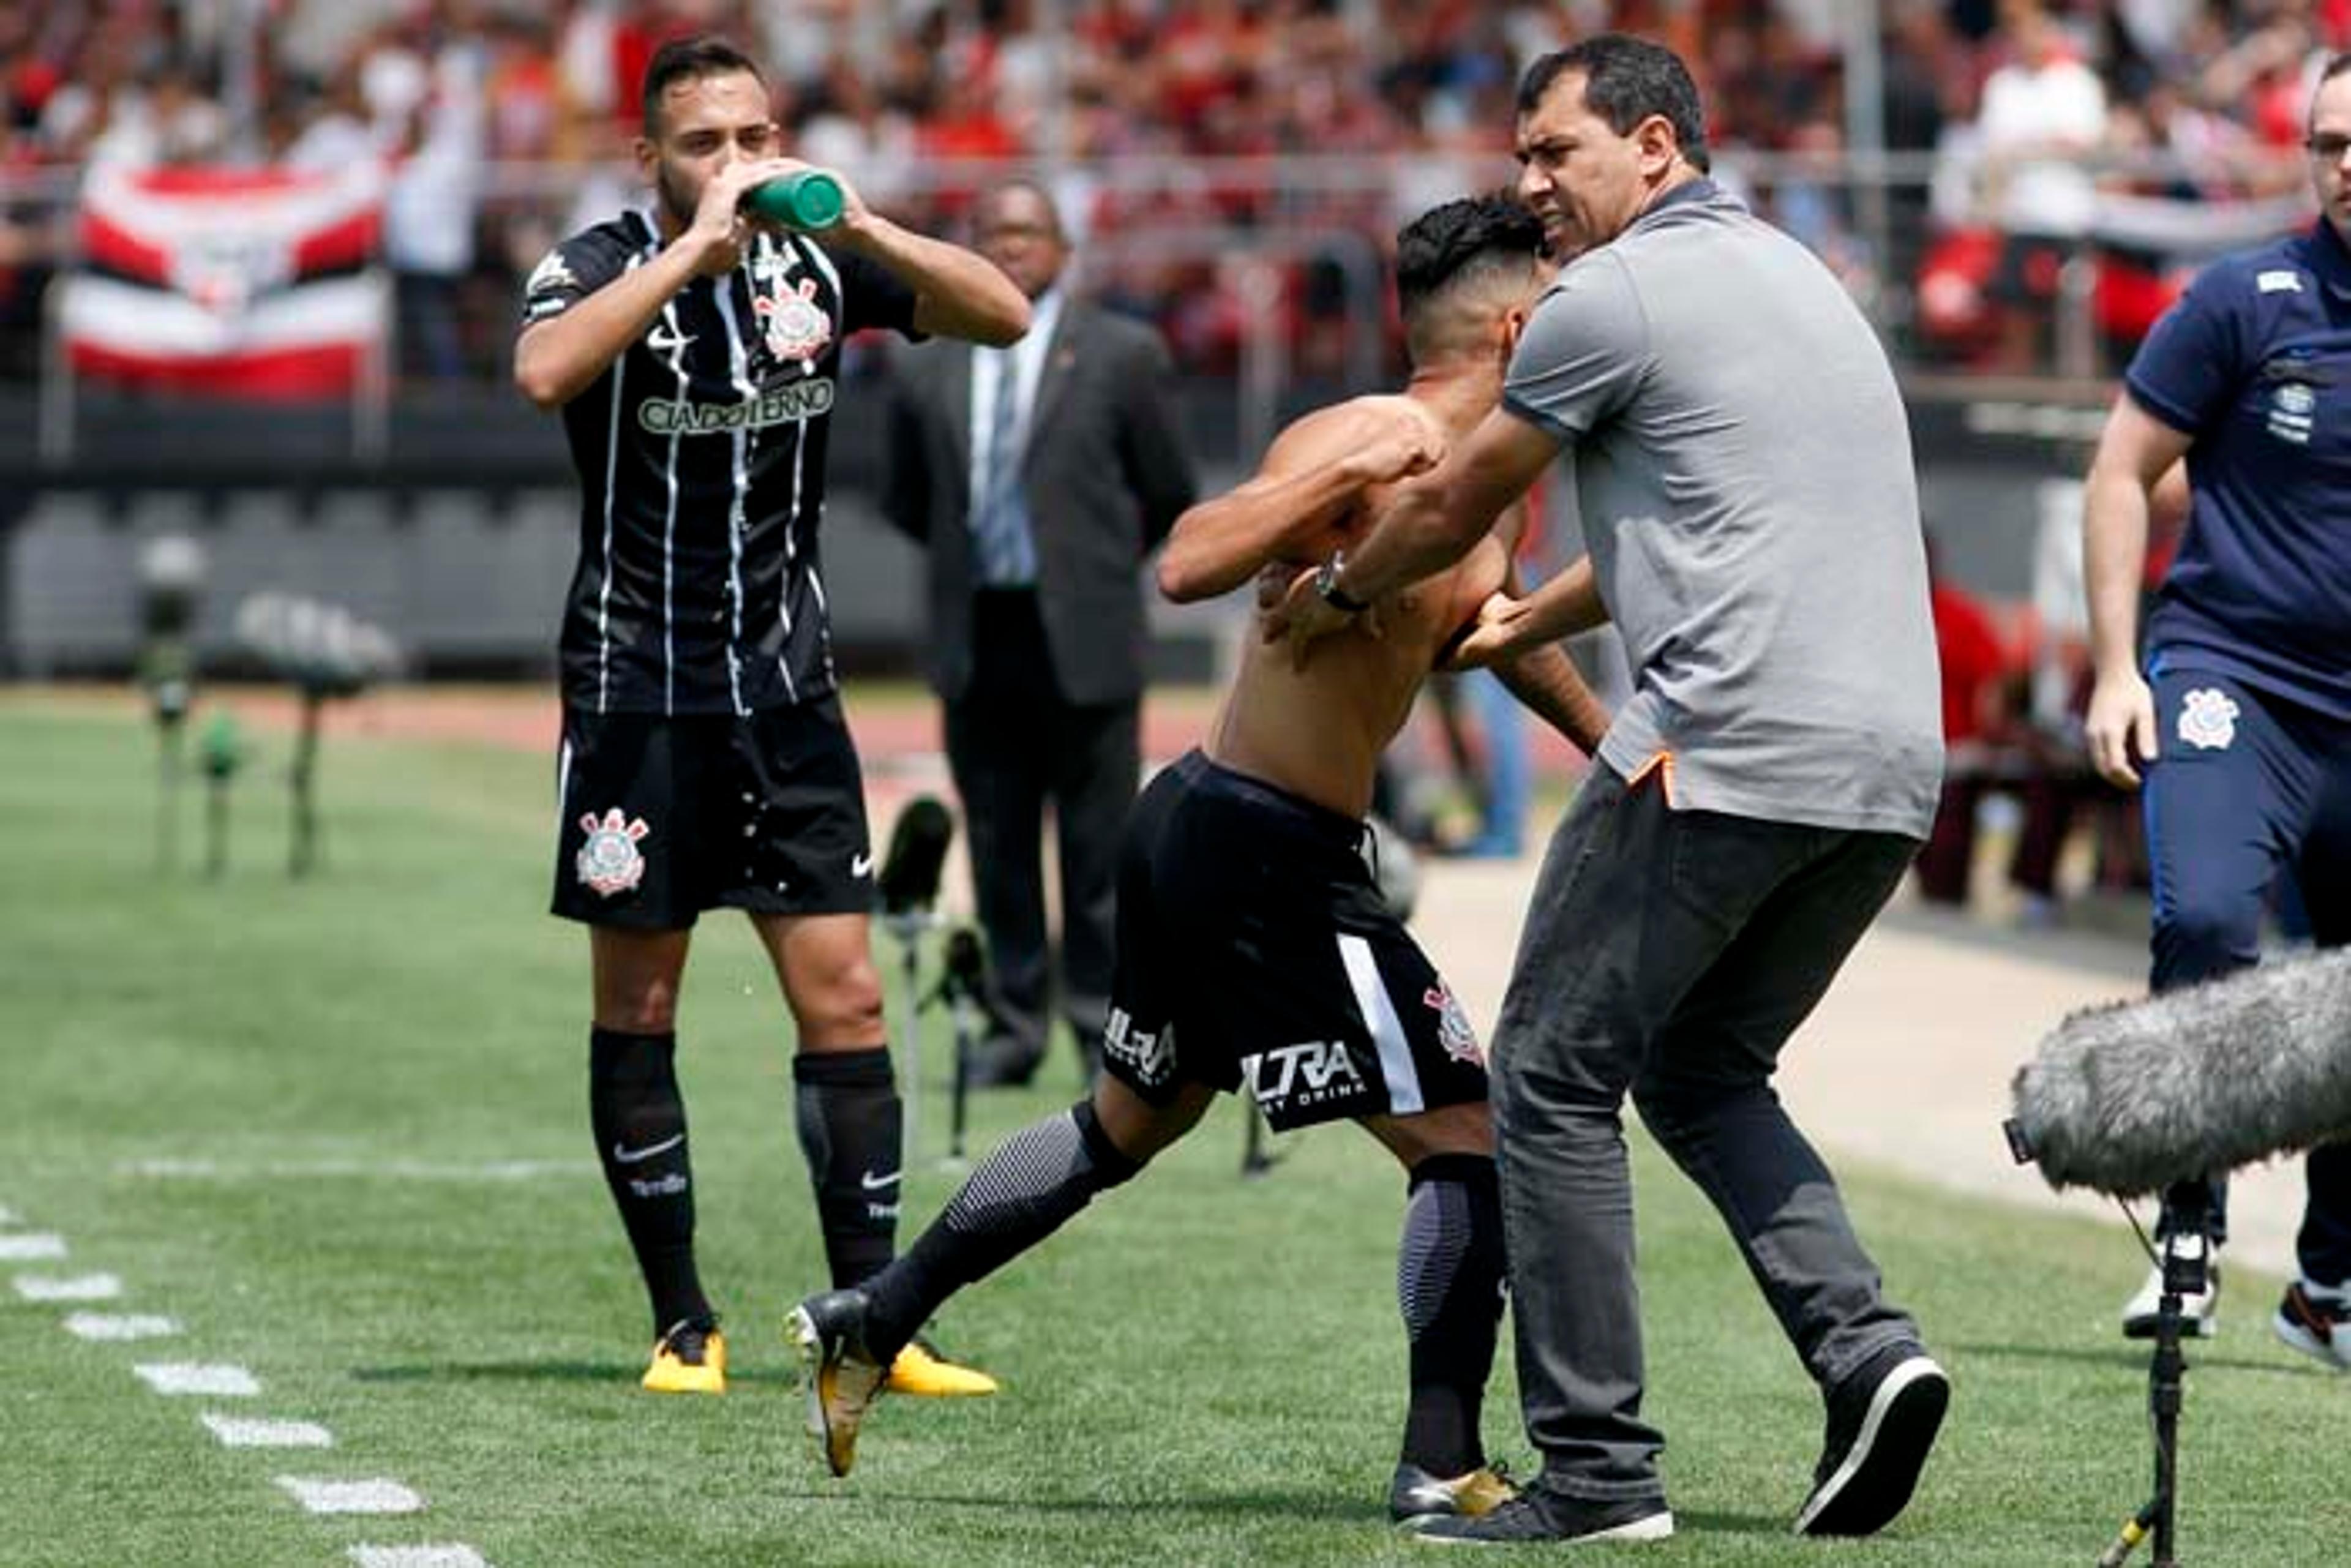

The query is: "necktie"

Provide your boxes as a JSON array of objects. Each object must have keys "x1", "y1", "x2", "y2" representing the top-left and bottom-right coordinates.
[{"x1": 972, "y1": 350, "x2": 1036, "y2": 586}]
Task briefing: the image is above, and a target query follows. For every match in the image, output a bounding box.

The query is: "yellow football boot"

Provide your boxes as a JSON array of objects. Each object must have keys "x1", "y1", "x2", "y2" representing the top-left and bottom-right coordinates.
[
  {"x1": 885, "y1": 1337, "x2": 999, "y2": 1397},
  {"x1": 788, "y1": 1291, "x2": 890, "y2": 1477},
  {"x1": 641, "y1": 1320, "x2": 726, "y2": 1394}
]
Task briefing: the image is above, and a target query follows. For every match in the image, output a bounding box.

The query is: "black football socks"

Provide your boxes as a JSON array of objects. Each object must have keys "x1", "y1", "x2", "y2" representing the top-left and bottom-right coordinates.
[
  {"x1": 590, "y1": 1027, "x2": 714, "y2": 1337},
  {"x1": 1397, "y1": 1153, "x2": 1507, "y2": 1478},
  {"x1": 861, "y1": 1100, "x2": 1140, "y2": 1362},
  {"x1": 793, "y1": 1047, "x2": 906, "y2": 1290}
]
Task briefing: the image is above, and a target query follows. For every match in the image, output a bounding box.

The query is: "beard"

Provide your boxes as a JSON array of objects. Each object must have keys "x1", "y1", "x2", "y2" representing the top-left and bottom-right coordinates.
[{"x1": 655, "y1": 163, "x2": 702, "y2": 232}]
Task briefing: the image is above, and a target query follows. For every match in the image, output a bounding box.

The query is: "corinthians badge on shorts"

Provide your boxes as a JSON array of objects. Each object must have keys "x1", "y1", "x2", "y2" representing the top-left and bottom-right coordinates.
[
  {"x1": 2177, "y1": 688, "x2": 2240, "y2": 752},
  {"x1": 755, "y1": 277, "x2": 832, "y2": 364},
  {"x1": 577, "y1": 808, "x2": 651, "y2": 896}
]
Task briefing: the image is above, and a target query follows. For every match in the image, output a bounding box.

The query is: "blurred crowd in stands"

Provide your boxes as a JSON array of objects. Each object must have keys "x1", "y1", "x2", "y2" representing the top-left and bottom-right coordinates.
[
  {"x1": 2, "y1": 0, "x2": 2349, "y2": 385},
  {"x1": 14, "y1": 0, "x2": 2328, "y2": 926},
  {"x1": 1916, "y1": 485, "x2": 2172, "y2": 926}
]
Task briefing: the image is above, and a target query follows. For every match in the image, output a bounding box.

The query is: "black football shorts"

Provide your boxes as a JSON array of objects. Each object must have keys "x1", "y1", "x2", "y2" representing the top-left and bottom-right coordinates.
[
  {"x1": 550, "y1": 698, "x2": 875, "y2": 928},
  {"x1": 1100, "y1": 749, "x2": 1488, "y2": 1131}
]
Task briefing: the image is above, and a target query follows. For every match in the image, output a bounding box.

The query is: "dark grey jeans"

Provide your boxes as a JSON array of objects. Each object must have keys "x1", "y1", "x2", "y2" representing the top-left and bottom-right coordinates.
[{"x1": 1491, "y1": 763, "x2": 1924, "y2": 1502}]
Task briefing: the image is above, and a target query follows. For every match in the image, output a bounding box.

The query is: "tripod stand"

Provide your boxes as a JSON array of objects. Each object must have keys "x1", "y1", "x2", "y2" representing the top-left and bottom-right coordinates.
[
  {"x1": 2100, "y1": 1183, "x2": 2213, "y2": 1568},
  {"x1": 927, "y1": 928, "x2": 991, "y2": 1166},
  {"x1": 882, "y1": 907, "x2": 941, "y2": 1161},
  {"x1": 883, "y1": 909, "x2": 996, "y2": 1167},
  {"x1": 876, "y1": 794, "x2": 958, "y2": 1161}
]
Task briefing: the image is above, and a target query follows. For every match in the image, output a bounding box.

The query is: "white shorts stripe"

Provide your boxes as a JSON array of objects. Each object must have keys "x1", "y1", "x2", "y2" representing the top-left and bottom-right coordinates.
[{"x1": 1338, "y1": 932, "x2": 1423, "y2": 1116}]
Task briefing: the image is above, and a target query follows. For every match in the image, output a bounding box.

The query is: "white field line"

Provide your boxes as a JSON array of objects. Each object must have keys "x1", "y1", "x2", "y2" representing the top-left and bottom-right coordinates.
[
  {"x1": 276, "y1": 1477, "x2": 424, "y2": 1515},
  {"x1": 63, "y1": 1312, "x2": 179, "y2": 1341},
  {"x1": 201, "y1": 1413, "x2": 334, "y2": 1448},
  {"x1": 12, "y1": 1273, "x2": 121, "y2": 1302},
  {"x1": 122, "y1": 1158, "x2": 588, "y2": 1183},
  {"x1": 134, "y1": 1362, "x2": 258, "y2": 1397},
  {"x1": 12, "y1": 1182, "x2": 487, "y2": 1555}
]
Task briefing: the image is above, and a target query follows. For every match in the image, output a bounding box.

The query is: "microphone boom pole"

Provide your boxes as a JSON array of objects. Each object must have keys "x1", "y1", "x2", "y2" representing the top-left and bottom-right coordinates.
[{"x1": 877, "y1": 795, "x2": 955, "y2": 1161}]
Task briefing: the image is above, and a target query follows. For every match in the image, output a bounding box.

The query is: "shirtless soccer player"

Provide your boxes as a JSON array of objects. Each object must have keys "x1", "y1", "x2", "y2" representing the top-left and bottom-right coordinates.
[{"x1": 788, "y1": 195, "x2": 1610, "y2": 1521}]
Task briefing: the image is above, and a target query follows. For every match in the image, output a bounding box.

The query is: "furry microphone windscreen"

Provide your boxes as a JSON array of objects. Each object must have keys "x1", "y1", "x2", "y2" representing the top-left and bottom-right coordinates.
[
  {"x1": 2009, "y1": 947, "x2": 2351, "y2": 1196},
  {"x1": 879, "y1": 795, "x2": 954, "y2": 917}
]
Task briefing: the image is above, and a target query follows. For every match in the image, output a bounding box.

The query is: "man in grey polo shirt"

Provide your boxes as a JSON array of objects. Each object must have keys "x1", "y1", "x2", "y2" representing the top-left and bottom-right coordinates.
[{"x1": 1279, "y1": 34, "x2": 1949, "y2": 1549}]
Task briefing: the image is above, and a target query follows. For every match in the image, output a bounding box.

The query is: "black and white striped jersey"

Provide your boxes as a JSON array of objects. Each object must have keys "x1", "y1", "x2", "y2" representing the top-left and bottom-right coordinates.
[{"x1": 522, "y1": 208, "x2": 920, "y2": 715}]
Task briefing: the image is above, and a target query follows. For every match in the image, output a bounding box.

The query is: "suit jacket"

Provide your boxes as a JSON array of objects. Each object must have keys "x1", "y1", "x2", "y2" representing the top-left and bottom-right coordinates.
[{"x1": 880, "y1": 301, "x2": 1197, "y2": 706}]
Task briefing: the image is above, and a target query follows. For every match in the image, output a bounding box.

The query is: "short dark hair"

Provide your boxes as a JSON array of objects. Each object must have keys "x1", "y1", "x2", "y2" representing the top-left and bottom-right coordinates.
[
  {"x1": 641, "y1": 36, "x2": 766, "y2": 137},
  {"x1": 2318, "y1": 51, "x2": 2351, "y2": 99},
  {"x1": 1518, "y1": 34, "x2": 1709, "y2": 174},
  {"x1": 1394, "y1": 194, "x2": 1547, "y2": 340}
]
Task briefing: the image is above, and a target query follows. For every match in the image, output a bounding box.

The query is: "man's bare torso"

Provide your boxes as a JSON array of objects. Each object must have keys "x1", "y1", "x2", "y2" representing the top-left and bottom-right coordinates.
[{"x1": 1207, "y1": 395, "x2": 1510, "y2": 819}]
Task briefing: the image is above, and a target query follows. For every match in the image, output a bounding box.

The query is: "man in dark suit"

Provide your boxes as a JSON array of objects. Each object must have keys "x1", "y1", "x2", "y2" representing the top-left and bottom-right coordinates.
[{"x1": 881, "y1": 178, "x2": 1198, "y2": 1086}]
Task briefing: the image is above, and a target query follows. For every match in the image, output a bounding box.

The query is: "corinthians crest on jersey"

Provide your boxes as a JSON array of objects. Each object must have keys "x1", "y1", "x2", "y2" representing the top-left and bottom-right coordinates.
[{"x1": 757, "y1": 277, "x2": 832, "y2": 362}]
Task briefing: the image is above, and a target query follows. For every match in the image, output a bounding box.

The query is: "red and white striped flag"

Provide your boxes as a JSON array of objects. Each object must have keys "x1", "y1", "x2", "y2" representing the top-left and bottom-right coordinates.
[{"x1": 59, "y1": 163, "x2": 389, "y2": 398}]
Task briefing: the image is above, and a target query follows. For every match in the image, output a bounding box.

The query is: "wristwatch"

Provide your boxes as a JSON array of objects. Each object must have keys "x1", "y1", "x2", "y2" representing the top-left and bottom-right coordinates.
[{"x1": 1314, "y1": 549, "x2": 1370, "y2": 615}]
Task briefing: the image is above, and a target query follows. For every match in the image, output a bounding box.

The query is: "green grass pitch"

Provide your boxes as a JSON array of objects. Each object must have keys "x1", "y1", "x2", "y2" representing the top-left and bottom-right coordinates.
[{"x1": 2, "y1": 697, "x2": 2342, "y2": 1566}]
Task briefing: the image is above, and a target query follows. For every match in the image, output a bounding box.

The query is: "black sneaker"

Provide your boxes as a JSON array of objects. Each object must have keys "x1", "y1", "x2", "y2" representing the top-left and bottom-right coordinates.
[
  {"x1": 1793, "y1": 1342, "x2": 1949, "y2": 1537},
  {"x1": 1387, "y1": 1461, "x2": 1518, "y2": 1525},
  {"x1": 1408, "y1": 1490, "x2": 1672, "y2": 1546}
]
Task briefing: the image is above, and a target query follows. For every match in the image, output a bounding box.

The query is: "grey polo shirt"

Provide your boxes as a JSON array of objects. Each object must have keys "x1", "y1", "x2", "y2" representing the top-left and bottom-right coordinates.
[{"x1": 1504, "y1": 181, "x2": 1941, "y2": 838}]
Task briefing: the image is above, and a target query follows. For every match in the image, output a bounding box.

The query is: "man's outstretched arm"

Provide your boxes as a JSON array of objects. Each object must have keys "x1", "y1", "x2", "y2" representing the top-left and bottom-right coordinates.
[
  {"x1": 1275, "y1": 404, "x2": 1558, "y2": 651},
  {"x1": 1157, "y1": 400, "x2": 1442, "y2": 604},
  {"x1": 516, "y1": 156, "x2": 798, "y2": 409}
]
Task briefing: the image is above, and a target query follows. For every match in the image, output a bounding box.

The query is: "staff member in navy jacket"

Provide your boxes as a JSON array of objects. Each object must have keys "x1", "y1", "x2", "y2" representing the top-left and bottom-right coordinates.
[{"x1": 2083, "y1": 51, "x2": 2351, "y2": 1364}]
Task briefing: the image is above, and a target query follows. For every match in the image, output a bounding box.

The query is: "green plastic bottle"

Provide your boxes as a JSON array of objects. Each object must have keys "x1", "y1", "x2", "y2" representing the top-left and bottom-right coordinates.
[{"x1": 743, "y1": 170, "x2": 845, "y2": 231}]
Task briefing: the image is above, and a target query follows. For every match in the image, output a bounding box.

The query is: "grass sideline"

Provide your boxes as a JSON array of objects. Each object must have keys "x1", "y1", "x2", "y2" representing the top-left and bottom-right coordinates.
[{"x1": 4, "y1": 695, "x2": 2343, "y2": 1567}]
